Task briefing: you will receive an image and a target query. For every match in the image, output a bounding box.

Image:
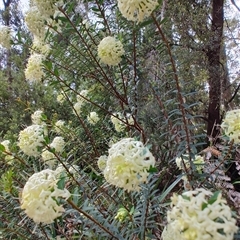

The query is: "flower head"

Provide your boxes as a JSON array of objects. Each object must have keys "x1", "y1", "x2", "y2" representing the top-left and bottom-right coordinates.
[
  {"x1": 32, "y1": 38, "x2": 51, "y2": 55},
  {"x1": 77, "y1": 90, "x2": 88, "y2": 102},
  {"x1": 73, "y1": 101, "x2": 83, "y2": 116},
  {"x1": 41, "y1": 149, "x2": 57, "y2": 167},
  {"x1": 221, "y1": 109, "x2": 240, "y2": 143},
  {"x1": 54, "y1": 120, "x2": 65, "y2": 133},
  {"x1": 0, "y1": 26, "x2": 12, "y2": 49},
  {"x1": 117, "y1": 0, "x2": 158, "y2": 23},
  {"x1": 31, "y1": 110, "x2": 44, "y2": 125},
  {"x1": 87, "y1": 112, "x2": 100, "y2": 125},
  {"x1": 103, "y1": 138, "x2": 155, "y2": 191},
  {"x1": 25, "y1": 53, "x2": 45, "y2": 83},
  {"x1": 176, "y1": 154, "x2": 204, "y2": 172},
  {"x1": 50, "y1": 136, "x2": 65, "y2": 153},
  {"x1": 18, "y1": 125, "x2": 45, "y2": 156},
  {"x1": 97, "y1": 155, "x2": 107, "y2": 171},
  {"x1": 32, "y1": 0, "x2": 59, "y2": 17},
  {"x1": 115, "y1": 207, "x2": 129, "y2": 222},
  {"x1": 21, "y1": 169, "x2": 71, "y2": 224},
  {"x1": 25, "y1": 7, "x2": 46, "y2": 39},
  {"x1": 98, "y1": 36, "x2": 124, "y2": 66},
  {"x1": 164, "y1": 188, "x2": 238, "y2": 240},
  {"x1": 55, "y1": 164, "x2": 79, "y2": 181},
  {"x1": 111, "y1": 112, "x2": 134, "y2": 132}
]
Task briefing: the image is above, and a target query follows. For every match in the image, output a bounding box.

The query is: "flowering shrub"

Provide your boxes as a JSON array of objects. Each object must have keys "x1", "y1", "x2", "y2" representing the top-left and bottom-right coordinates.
[
  {"x1": 97, "y1": 36, "x2": 125, "y2": 66},
  {"x1": 163, "y1": 188, "x2": 238, "y2": 240},
  {"x1": 20, "y1": 169, "x2": 71, "y2": 224},
  {"x1": 1, "y1": 0, "x2": 240, "y2": 239},
  {"x1": 103, "y1": 138, "x2": 155, "y2": 191},
  {"x1": 221, "y1": 109, "x2": 240, "y2": 143},
  {"x1": 117, "y1": 0, "x2": 158, "y2": 22}
]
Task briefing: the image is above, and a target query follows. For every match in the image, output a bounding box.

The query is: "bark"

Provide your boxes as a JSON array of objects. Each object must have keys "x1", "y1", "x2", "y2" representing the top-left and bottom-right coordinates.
[{"x1": 206, "y1": 0, "x2": 224, "y2": 140}]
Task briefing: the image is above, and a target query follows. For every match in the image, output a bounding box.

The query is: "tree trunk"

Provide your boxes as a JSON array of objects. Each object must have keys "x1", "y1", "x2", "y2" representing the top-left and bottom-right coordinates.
[{"x1": 206, "y1": 0, "x2": 224, "y2": 141}]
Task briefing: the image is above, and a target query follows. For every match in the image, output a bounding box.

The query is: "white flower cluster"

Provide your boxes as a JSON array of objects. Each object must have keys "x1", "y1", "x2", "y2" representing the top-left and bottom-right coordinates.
[
  {"x1": 32, "y1": 0, "x2": 60, "y2": 17},
  {"x1": 163, "y1": 188, "x2": 238, "y2": 240},
  {"x1": 31, "y1": 110, "x2": 44, "y2": 125},
  {"x1": 111, "y1": 112, "x2": 134, "y2": 132},
  {"x1": 25, "y1": 7, "x2": 46, "y2": 40},
  {"x1": 57, "y1": 92, "x2": 65, "y2": 103},
  {"x1": 21, "y1": 169, "x2": 71, "y2": 224},
  {"x1": 221, "y1": 109, "x2": 240, "y2": 143},
  {"x1": 176, "y1": 154, "x2": 204, "y2": 172},
  {"x1": 50, "y1": 136, "x2": 65, "y2": 153},
  {"x1": 55, "y1": 163, "x2": 79, "y2": 181},
  {"x1": 41, "y1": 137, "x2": 65, "y2": 167},
  {"x1": 54, "y1": 120, "x2": 65, "y2": 133},
  {"x1": 1, "y1": 140, "x2": 14, "y2": 163},
  {"x1": 87, "y1": 112, "x2": 100, "y2": 125},
  {"x1": 98, "y1": 36, "x2": 125, "y2": 66},
  {"x1": 0, "y1": 26, "x2": 11, "y2": 49},
  {"x1": 32, "y1": 38, "x2": 51, "y2": 55},
  {"x1": 18, "y1": 125, "x2": 45, "y2": 156},
  {"x1": 117, "y1": 0, "x2": 158, "y2": 23},
  {"x1": 97, "y1": 155, "x2": 107, "y2": 171},
  {"x1": 73, "y1": 90, "x2": 89, "y2": 116},
  {"x1": 41, "y1": 149, "x2": 56, "y2": 167},
  {"x1": 25, "y1": 53, "x2": 45, "y2": 83},
  {"x1": 103, "y1": 138, "x2": 155, "y2": 191}
]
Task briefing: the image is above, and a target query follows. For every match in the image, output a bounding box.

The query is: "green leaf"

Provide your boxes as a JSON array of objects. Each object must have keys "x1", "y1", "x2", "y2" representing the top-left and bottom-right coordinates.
[
  {"x1": 208, "y1": 191, "x2": 220, "y2": 205},
  {"x1": 57, "y1": 173, "x2": 66, "y2": 190},
  {"x1": 159, "y1": 175, "x2": 183, "y2": 203},
  {"x1": 0, "y1": 144, "x2": 5, "y2": 152}
]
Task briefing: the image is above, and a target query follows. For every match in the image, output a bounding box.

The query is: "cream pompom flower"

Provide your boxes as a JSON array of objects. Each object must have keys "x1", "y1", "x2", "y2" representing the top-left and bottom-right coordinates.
[
  {"x1": 32, "y1": 0, "x2": 59, "y2": 17},
  {"x1": 50, "y1": 136, "x2": 65, "y2": 153},
  {"x1": 54, "y1": 120, "x2": 65, "y2": 133},
  {"x1": 41, "y1": 149, "x2": 57, "y2": 167},
  {"x1": 164, "y1": 188, "x2": 238, "y2": 240},
  {"x1": 117, "y1": 0, "x2": 158, "y2": 23},
  {"x1": 97, "y1": 155, "x2": 108, "y2": 171},
  {"x1": 103, "y1": 138, "x2": 155, "y2": 191},
  {"x1": 18, "y1": 125, "x2": 45, "y2": 156},
  {"x1": 111, "y1": 112, "x2": 134, "y2": 132},
  {"x1": 87, "y1": 112, "x2": 100, "y2": 125},
  {"x1": 77, "y1": 89, "x2": 88, "y2": 102},
  {"x1": 20, "y1": 169, "x2": 71, "y2": 224},
  {"x1": 25, "y1": 53, "x2": 45, "y2": 83},
  {"x1": 73, "y1": 101, "x2": 83, "y2": 116},
  {"x1": 25, "y1": 7, "x2": 46, "y2": 39},
  {"x1": 98, "y1": 36, "x2": 125, "y2": 66},
  {"x1": 31, "y1": 110, "x2": 44, "y2": 125},
  {"x1": 55, "y1": 164, "x2": 79, "y2": 181},
  {"x1": 0, "y1": 26, "x2": 12, "y2": 49},
  {"x1": 175, "y1": 154, "x2": 204, "y2": 172},
  {"x1": 221, "y1": 109, "x2": 240, "y2": 143}
]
